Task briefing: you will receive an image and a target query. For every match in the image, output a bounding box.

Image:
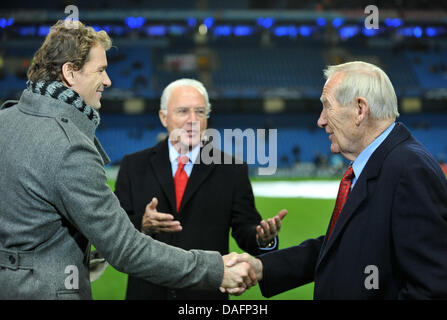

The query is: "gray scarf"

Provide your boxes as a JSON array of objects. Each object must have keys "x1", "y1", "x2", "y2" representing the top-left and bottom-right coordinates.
[{"x1": 27, "y1": 80, "x2": 100, "y2": 126}]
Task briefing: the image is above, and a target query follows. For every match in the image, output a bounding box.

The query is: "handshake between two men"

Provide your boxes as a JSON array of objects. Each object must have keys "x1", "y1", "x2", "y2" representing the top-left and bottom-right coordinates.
[{"x1": 220, "y1": 252, "x2": 263, "y2": 295}]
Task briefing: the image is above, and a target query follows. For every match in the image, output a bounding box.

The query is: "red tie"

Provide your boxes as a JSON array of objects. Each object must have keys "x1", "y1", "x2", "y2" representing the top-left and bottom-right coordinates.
[
  {"x1": 328, "y1": 165, "x2": 355, "y2": 239},
  {"x1": 174, "y1": 155, "x2": 189, "y2": 212}
]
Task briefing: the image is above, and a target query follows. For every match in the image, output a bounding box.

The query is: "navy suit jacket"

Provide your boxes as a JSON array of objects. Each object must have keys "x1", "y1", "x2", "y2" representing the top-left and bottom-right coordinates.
[{"x1": 259, "y1": 122, "x2": 447, "y2": 299}]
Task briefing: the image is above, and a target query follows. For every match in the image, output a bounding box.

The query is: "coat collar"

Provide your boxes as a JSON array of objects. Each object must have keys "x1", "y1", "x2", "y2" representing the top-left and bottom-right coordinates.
[
  {"x1": 316, "y1": 122, "x2": 411, "y2": 269},
  {"x1": 17, "y1": 89, "x2": 97, "y2": 141},
  {"x1": 180, "y1": 141, "x2": 217, "y2": 213},
  {"x1": 149, "y1": 139, "x2": 177, "y2": 212},
  {"x1": 9, "y1": 89, "x2": 110, "y2": 165}
]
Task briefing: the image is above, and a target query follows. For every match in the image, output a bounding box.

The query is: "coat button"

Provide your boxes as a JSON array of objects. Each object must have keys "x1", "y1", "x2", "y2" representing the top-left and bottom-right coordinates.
[
  {"x1": 9, "y1": 255, "x2": 16, "y2": 264},
  {"x1": 61, "y1": 118, "x2": 68, "y2": 123}
]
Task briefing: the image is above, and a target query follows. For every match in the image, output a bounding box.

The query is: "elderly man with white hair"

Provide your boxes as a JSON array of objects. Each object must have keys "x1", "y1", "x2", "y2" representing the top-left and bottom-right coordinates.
[{"x1": 225, "y1": 61, "x2": 447, "y2": 300}]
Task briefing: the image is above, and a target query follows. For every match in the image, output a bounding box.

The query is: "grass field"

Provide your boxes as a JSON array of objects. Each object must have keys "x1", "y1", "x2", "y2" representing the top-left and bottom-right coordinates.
[{"x1": 91, "y1": 179, "x2": 335, "y2": 300}]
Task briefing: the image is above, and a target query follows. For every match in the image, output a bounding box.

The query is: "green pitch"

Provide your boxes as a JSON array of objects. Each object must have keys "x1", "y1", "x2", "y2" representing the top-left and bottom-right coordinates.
[{"x1": 91, "y1": 179, "x2": 335, "y2": 300}]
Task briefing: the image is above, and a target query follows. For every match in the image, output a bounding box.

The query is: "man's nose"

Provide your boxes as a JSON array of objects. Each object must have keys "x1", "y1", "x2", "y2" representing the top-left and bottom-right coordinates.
[
  {"x1": 187, "y1": 109, "x2": 198, "y2": 122},
  {"x1": 103, "y1": 71, "x2": 112, "y2": 88},
  {"x1": 317, "y1": 109, "x2": 327, "y2": 128}
]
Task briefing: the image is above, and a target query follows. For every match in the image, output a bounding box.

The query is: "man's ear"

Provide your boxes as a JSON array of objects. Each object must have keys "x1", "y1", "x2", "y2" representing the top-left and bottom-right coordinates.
[
  {"x1": 61, "y1": 62, "x2": 76, "y2": 87},
  {"x1": 355, "y1": 96, "x2": 370, "y2": 125},
  {"x1": 159, "y1": 109, "x2": 168, "y2": 128}
]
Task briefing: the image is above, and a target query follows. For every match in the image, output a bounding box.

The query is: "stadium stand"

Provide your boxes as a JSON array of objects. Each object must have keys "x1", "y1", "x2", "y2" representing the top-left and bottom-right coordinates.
[
  {"x1": 1, "y1": 3, "x2": 446, "y2": 176},
  {"x1": 96, "y1": 112, "x2": 447, "y2": 170}
]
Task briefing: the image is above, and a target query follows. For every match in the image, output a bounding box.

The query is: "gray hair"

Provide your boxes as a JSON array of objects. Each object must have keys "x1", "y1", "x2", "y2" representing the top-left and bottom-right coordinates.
[
  {"x1": 160, "y1": 78, "x2": 212, "y2": 116},
  {"x1": 324, "y1": 61, "x2": 399, "y2": 120}
]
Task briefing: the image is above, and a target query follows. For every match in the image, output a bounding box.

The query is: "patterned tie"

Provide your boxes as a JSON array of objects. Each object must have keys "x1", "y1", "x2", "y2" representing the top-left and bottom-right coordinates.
[
  {"x1": 327, "y1": 165, "x2": 355, "y2": 239},
  {"x1": 174, "y1": 155, "x2": 189, "y2": 212}
]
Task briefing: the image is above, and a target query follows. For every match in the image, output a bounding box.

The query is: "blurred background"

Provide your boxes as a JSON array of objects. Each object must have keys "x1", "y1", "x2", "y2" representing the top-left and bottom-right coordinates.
[
  {"x1": 1, "y1": 0, "x2": 446, "y2": 299},
  {"x1": 1, "y1": 0, "x2": 447, "y2": 177}
]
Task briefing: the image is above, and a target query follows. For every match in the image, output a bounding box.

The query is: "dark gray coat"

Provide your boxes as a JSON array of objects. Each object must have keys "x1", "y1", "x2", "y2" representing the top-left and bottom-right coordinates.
[{"x1": 0, "y1": 89, "x2": 223, "y2": 299}]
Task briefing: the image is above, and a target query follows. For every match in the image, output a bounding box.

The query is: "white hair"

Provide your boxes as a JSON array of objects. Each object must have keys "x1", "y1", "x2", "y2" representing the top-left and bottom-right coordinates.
[
  {"x1": 324, "y1": 61, "x2": 399, "y2": 120},
  {"x1": 160, "y1": 78, "x2": 212, "y2": 116}
]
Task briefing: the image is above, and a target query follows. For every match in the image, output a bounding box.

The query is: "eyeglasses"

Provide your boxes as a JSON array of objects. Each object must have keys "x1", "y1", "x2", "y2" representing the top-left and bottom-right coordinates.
[{"x1": 173, "y1": 106, "x2": 209, "y2": 119}]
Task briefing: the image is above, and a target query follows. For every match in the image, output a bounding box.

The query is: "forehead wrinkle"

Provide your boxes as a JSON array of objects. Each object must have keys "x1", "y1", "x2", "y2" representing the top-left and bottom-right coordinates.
[
  {"x1": 168, "y1": 86, "x2": 205, "y2": 106},
  {"x1": 322, "y1": 72, "x2": 345, "y2": 103}
]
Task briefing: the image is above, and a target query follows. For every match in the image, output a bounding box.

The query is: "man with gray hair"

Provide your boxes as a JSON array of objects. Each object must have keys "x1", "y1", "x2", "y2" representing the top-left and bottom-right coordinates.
[
  {"x1": 0, "y1": 20, "x2": 255, "y2": 299},
  {"x1": 225, "y1": 61, "x2": 447, "y2": 299},
  {"x1": 115, "y1": 78, "x2": 287, "y2": 300}
]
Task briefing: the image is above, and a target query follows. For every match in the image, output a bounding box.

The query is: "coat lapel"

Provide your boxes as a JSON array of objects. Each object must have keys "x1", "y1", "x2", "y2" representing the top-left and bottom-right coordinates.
[
  {"x1": 178, "y1": 145, "x2": 217, "y2": 213},
  {"x1": 316, "y1": 122, "x2": 411, "y2": 269},
  {"x1": 149, "y1": 140, "x2": 177, "y2": 212},
  {"x1": 316, "y1": 175, "x2": 368, "y2": 267}
]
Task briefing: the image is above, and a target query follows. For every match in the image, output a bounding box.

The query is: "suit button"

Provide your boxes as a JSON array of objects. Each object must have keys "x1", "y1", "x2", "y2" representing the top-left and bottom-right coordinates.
[
  {"x1": 61, "y1": 118, "x2": 68, "y2": 123},
  {"x1": 9, "y1": 255, "x2": 16, "y2": 264}
]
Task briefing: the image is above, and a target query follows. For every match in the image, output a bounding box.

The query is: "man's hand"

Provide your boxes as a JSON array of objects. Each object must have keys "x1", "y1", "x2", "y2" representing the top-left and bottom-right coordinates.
[
  {"x1": 219, "y1": 253, "x2": 263, "y2": 295},
  {"x1": 141, "y1": 197, "x2": 182, "y2": 234},
  {"x1": 220, "y1": 252, "x2": 259, "y2": 295},
  {"x1": 256, "y1": 209, "x2": 287, "y2": 247}
]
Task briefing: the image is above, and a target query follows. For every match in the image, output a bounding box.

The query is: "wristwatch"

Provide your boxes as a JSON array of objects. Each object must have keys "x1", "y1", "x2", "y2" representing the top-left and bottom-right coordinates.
[{"x1": 262, "y1": 239, "x2": 275, "y2": 248}]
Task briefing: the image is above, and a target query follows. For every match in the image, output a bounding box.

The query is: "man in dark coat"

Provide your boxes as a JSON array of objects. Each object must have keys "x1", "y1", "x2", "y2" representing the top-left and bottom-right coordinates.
[
  {"x1": 224, "y1": 61, "x2": 447, "y2": 299},
  {"x1": 115, "y1": 79, "x2": 287, "y2": 300}
]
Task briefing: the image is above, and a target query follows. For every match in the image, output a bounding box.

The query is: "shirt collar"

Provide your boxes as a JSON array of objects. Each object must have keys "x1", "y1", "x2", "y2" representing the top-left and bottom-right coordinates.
[
  {"x1": 352, "y1": 122, "x2": 395, "y2": 180},
  {"x1": 168, "y1": 140, "x2": 200, "y2": 164}
]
